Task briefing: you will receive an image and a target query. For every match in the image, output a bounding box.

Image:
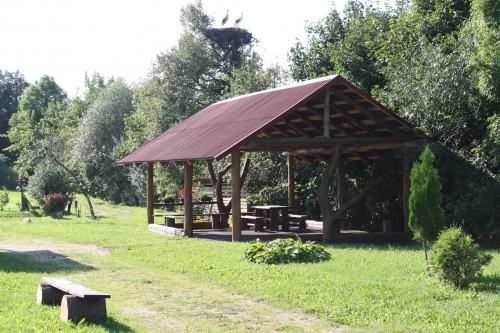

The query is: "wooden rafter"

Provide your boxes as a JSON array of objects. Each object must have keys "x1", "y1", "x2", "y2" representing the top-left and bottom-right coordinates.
[
  {"x1": 293, "y1": 111, "x2": 324, "y2": 136},
  {"x1": 327, "y1": 102, "x2": 379, "y2": 137},
  {"x1": 304, "y1": 104, "x2": 351, "y2": 137},
  {"x1": 330, "y1": 86, "x2": 402, "y2": 136}
]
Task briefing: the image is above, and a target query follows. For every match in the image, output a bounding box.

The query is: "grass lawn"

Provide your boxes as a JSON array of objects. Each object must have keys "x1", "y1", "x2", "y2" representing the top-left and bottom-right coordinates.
[{"x1": 1, "y1": 191, "x2": 499, "y2": 332}]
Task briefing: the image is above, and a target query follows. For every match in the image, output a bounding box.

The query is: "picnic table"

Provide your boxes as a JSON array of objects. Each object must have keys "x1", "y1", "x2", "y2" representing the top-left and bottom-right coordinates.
[{"x1": 249, "y1": 205, "x2": 290, "y2": 231}]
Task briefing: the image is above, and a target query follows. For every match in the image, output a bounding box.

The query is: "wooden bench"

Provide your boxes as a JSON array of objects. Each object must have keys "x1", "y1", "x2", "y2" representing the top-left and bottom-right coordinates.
[
  {"x1": 163, "y1": 214, "x2": 230, "y2": 229},
  {"x1": 288, "y1": 214, "x2": 307, "y2": 230},
  {"x1": 37, "y1": 277, "x2": 110, "y2": 322},
  {"x1": 241, "y1": 215, "x2": 264, "y2": 232}
]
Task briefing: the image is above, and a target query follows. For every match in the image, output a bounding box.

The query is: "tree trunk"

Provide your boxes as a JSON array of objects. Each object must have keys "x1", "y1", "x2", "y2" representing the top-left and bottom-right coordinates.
[
  {"x1": 206, "y1": 157, "x2": 250, "y2": 214},
  {"x1": 318, "y1": 144, "x2": 385, "y2": 243}
]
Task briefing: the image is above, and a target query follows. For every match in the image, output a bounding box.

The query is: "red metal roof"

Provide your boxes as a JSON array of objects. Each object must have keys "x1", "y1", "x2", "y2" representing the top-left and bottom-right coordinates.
[{"x1": 116, "y1": 75, "x2": 416, "y2": 165}]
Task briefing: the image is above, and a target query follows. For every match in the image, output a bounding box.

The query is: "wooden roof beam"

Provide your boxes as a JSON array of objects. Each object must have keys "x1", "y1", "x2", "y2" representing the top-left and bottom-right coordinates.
[
  {"x1": 327, "y1": 102, "x2": 379, "y2": 137},
  {"x1": 241, "y1": 136, "x2": 420, "y2": 150},
  {"x1": 304, "y1": 104, "x2": 352, "y2": 137},
  {"x1": 282, "y1": 119, "x2": 311, "y2": 137},
  {"x1": 271, "y1": 126, "x2": 313, "y2": 164},
  {"x1": 330, "y1": 87, "x2": 403, "y2": 136},
  {"x1": 293, "y1": 112, "x2": 324, "y2": 136}
]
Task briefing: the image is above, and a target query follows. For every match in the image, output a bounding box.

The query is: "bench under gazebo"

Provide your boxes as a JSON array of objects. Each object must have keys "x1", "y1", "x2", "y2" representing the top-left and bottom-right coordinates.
[{"x1": 115, "y1": 74, "x2": 421, "y2": 243}]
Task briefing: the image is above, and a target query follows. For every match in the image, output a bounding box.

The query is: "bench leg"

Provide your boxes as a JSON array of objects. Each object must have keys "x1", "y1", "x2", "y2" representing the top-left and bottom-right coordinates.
[
  {"x1": 61, "y1": 295, "x2": 107, "y2": 322},
  {"x1": 299, "y1": 217, "x2": 306, "y2": 230},
  {"x1": 254, "y1": 218, "x2": 263, "y2": 232},
  {"x1": 37, "y1": 284, "x2": 69, "y2": 305}
]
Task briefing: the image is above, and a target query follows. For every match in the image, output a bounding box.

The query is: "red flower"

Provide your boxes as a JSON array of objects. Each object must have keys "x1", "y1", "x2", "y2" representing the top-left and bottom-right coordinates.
[{"x1": 179, "y1": 189, "x2": 195, "y2": 196}]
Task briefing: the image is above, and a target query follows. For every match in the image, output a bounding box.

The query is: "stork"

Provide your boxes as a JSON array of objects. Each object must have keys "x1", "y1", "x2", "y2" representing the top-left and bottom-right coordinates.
[
  {"x1": 235, "y1": 13, "x2": 243, "y2": 25},
  {"x1": 221, "y1": 10, "x2": 228, "y2": 26}
]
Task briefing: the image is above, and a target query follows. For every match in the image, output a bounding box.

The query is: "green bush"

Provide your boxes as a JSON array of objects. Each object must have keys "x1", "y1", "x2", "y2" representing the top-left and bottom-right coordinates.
[
  {"x1": 0, "y1": 186, "x2": 9, "y2": 210},
  {"x1": 430, "y1": 227, "x2": 493, "y2": 288},
  {"x1": 244, "y1": 237, "x2": 331, "y2": 264},
  {"x1": 0, "y1": 155, "x2": 18, "y2": 189},
  {"x1": 247, "y1": 183, "x2": 288, "y2": 207},
  {"x1": 26, "y1": 160, "x2": 77, "y2": 203}
]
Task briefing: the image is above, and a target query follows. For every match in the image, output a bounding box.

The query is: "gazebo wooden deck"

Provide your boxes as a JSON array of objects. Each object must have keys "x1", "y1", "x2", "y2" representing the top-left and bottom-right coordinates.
[{"x1": 116, "y1": 75, "x2": 421, "y2": 243}]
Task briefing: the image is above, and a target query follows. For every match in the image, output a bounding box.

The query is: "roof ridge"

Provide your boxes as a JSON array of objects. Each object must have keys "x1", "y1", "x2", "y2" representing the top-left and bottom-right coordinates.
[{"x1": 215, "y1": 74, "x2": 339, "y2": 105}]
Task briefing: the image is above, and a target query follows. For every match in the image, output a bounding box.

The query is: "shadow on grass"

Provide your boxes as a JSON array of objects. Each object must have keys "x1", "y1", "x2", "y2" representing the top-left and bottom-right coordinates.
[
  {"x1": 0, "y1": 250, "x2": 94, "y2": 273},
  {"x1": 71, "y1": 316, "x2": 135, "y2": 332},
  {"x1": 473, "y1": 274, "x2": 500, "y2": 294}
]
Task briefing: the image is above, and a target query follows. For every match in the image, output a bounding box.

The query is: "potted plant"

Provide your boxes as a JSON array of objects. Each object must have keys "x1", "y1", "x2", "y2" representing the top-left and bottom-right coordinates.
[
  {"x1": 43, "y1": 193, "x2": 68, "y2": 218},
  {"x1": 197, "y1": 190, "x2": 212, "y2": 202},
  {"x1": 162, "y1": 194, "x2": 176, "y2": 204}
]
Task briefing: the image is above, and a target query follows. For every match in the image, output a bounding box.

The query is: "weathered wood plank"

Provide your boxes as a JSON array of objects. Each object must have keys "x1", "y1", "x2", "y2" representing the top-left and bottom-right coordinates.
[{"x1": 42, "y1": 278, "x2": 110, "y2": 299}]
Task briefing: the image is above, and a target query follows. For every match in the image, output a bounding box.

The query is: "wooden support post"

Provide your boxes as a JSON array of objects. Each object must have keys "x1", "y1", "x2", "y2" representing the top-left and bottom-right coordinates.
[
  {"x1": 403, "y1": 153, "x2": 411, "y2": 238},
  {"x1": 338, "y1": 159, "x2": 347, "y2": 230},
  {"x1": 146, "y1": 163, "x2": 154, "y2": 225},
  {"x1": 184, "y1": 161, "x2": 193, "y2": 237},
  {"x1": 323, "y1": 88, "x2": 330, "y2": 138},
  {"x1": 232, "y1": 151, "x2": 242, "y2": 242},
  {"x1": 288, "y1": 154, "x2": 295, "y2": 207},
  {"x1": 37, "y1": 284, "x2": 68, "y2": 305}
]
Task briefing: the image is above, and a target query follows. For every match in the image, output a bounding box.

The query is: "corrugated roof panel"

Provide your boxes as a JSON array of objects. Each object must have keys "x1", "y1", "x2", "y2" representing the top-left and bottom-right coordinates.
[{"x1": 116, "y1": 75, "x2": 416, "y2": 164}]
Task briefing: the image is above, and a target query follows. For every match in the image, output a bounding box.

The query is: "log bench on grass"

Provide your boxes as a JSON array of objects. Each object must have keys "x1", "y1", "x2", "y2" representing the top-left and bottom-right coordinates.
[{"x1": 37, "y1": 277, "x2": 110, "y2": 322}]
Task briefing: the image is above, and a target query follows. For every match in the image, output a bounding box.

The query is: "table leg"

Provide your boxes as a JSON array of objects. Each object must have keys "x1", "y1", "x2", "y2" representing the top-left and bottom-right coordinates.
[
  {"x1": 281, "y1": 208, "x2": 290, "y2": 231},
  {"x1": 270, "y1": 208, "x2": 279, "y2": 231}
]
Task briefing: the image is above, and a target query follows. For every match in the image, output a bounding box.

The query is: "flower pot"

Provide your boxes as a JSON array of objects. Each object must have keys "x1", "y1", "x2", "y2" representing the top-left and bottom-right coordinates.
[
  {"x1": 50, "y1": 211, "x2": 63, "y2": 219},
  {"x1": 200, "y1": 196, "x2": 212, "y2": 202},
  {"x1": 163, "y1": 197, "x2": 175, "y2": 204}
]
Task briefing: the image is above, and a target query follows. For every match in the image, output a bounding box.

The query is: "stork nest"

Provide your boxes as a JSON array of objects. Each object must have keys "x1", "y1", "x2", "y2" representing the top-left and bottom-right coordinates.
[{"x1": 202, "y1": 28, "x2": 253, "y2": 47}]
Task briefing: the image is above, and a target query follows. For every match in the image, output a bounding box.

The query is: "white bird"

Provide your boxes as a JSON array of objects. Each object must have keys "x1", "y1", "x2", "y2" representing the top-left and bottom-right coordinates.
[
  {"x1": 235, "y1": 13, "x2": 243, "y2": 25},
  {"x1": 222, "y1": 10, "x2": 228, "y2": 26}
]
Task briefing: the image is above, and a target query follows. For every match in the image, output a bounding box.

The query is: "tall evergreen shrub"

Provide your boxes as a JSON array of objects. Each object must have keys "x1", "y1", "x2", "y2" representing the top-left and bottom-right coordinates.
[{"x1": 409, "y1": 145, "x2": 446, "y2": 259}]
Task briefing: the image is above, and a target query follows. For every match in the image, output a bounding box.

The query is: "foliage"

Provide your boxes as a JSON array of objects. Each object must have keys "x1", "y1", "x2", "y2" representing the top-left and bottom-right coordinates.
[
  {"x1": 430, "y1": 227, "x2": 493, "y2": 288},
  {"x1": 73, "y1": 79, "x2": 138, "y2": 205},
  {"x1": 0, "y1": 154, "x2": 18, "y2": 189},
  {"x1": 0, "y1": 70, "x2": 29, "y2": 159},
  {"x1": 246, "y1": 183, "x2": 288, "y2": 207},
  {"x1": 42, "y1": 193, "x2": 68, "y2": 213},
  {"x1": 26, "y1": 160, "x2": 77, "y2": 204},
  {"x1": 409, "y1": 145, "x2": 446, "y2": 243},
  {"x1": 7, "y1": 75, "x2": 67, "y2": 172},
  {"x1": 244, "y1": 237, "x2": 331, "y2": 264},
  {"x1": 125, "y1": 1, "x2": 256, "y2": 151},
  {"x1": 0, "y1": 186, "x2": 9, "y2": 210}
]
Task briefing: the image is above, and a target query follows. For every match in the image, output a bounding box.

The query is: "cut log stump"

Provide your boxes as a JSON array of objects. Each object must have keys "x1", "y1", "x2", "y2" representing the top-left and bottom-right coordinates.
[
  {"x1": 37, "y1": 284, "x2": 69, "y2": 305},
  {"x1": 61, "y1": 295, "x2": 107, "y2": 322}
]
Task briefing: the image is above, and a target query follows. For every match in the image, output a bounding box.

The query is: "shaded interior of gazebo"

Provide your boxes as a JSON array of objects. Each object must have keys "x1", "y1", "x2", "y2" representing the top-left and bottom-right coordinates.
[{"x1": 116, "y1": 75, "x2": 420, "y2": 243}]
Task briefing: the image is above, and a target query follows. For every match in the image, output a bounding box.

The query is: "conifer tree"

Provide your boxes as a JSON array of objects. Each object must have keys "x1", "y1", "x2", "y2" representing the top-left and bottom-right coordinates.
[{"x1": 409, "y1": 145, "x2": 446, "y2": 261}]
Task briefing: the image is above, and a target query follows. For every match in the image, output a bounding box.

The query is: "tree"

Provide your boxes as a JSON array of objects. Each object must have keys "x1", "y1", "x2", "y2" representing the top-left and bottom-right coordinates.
[
  {"x1": 73, "y1": 79, "x2": 136, "y2": 204},
  {"x1": 127, "y1": 0, "x2": 255, "y2": 150},
  {"x1": 7, "y1": 75, "x2": 67, "y2": 172},
  {"x1": 0, "y1": 70, "x2": 29, "y2": 159},
  {"x1": 409, "y1": 145, "x2": 446, "y2": 260}
]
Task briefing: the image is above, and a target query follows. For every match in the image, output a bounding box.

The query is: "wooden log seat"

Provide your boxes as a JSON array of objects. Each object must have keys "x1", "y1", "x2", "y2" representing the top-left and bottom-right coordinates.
[
  {"x1": 241, "y1": 215, "x2": 264, "y2": 232},
  {"x1": 37, "y1": 277, "x2": 110, "y2": 322},
  {"x1": 288, "y1": 214, "x2": 307, "y2": 230}
]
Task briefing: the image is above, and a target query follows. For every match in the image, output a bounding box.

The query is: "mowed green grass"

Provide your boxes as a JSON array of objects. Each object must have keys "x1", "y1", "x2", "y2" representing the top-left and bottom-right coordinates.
[{"x1": 0, "y1": 193, "x2": 499, "y2": 332}]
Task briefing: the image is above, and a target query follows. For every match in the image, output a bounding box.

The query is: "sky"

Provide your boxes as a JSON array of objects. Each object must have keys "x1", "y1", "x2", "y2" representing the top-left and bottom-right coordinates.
[{"x1": 1, "y1": 0, "x2": 393, "y2": 97}]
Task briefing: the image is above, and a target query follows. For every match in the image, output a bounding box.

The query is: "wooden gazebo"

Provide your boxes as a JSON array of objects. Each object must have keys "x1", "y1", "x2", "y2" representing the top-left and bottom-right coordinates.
[{"x1": 115, "y1": 75, "x2": 421, "y2": 243}]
